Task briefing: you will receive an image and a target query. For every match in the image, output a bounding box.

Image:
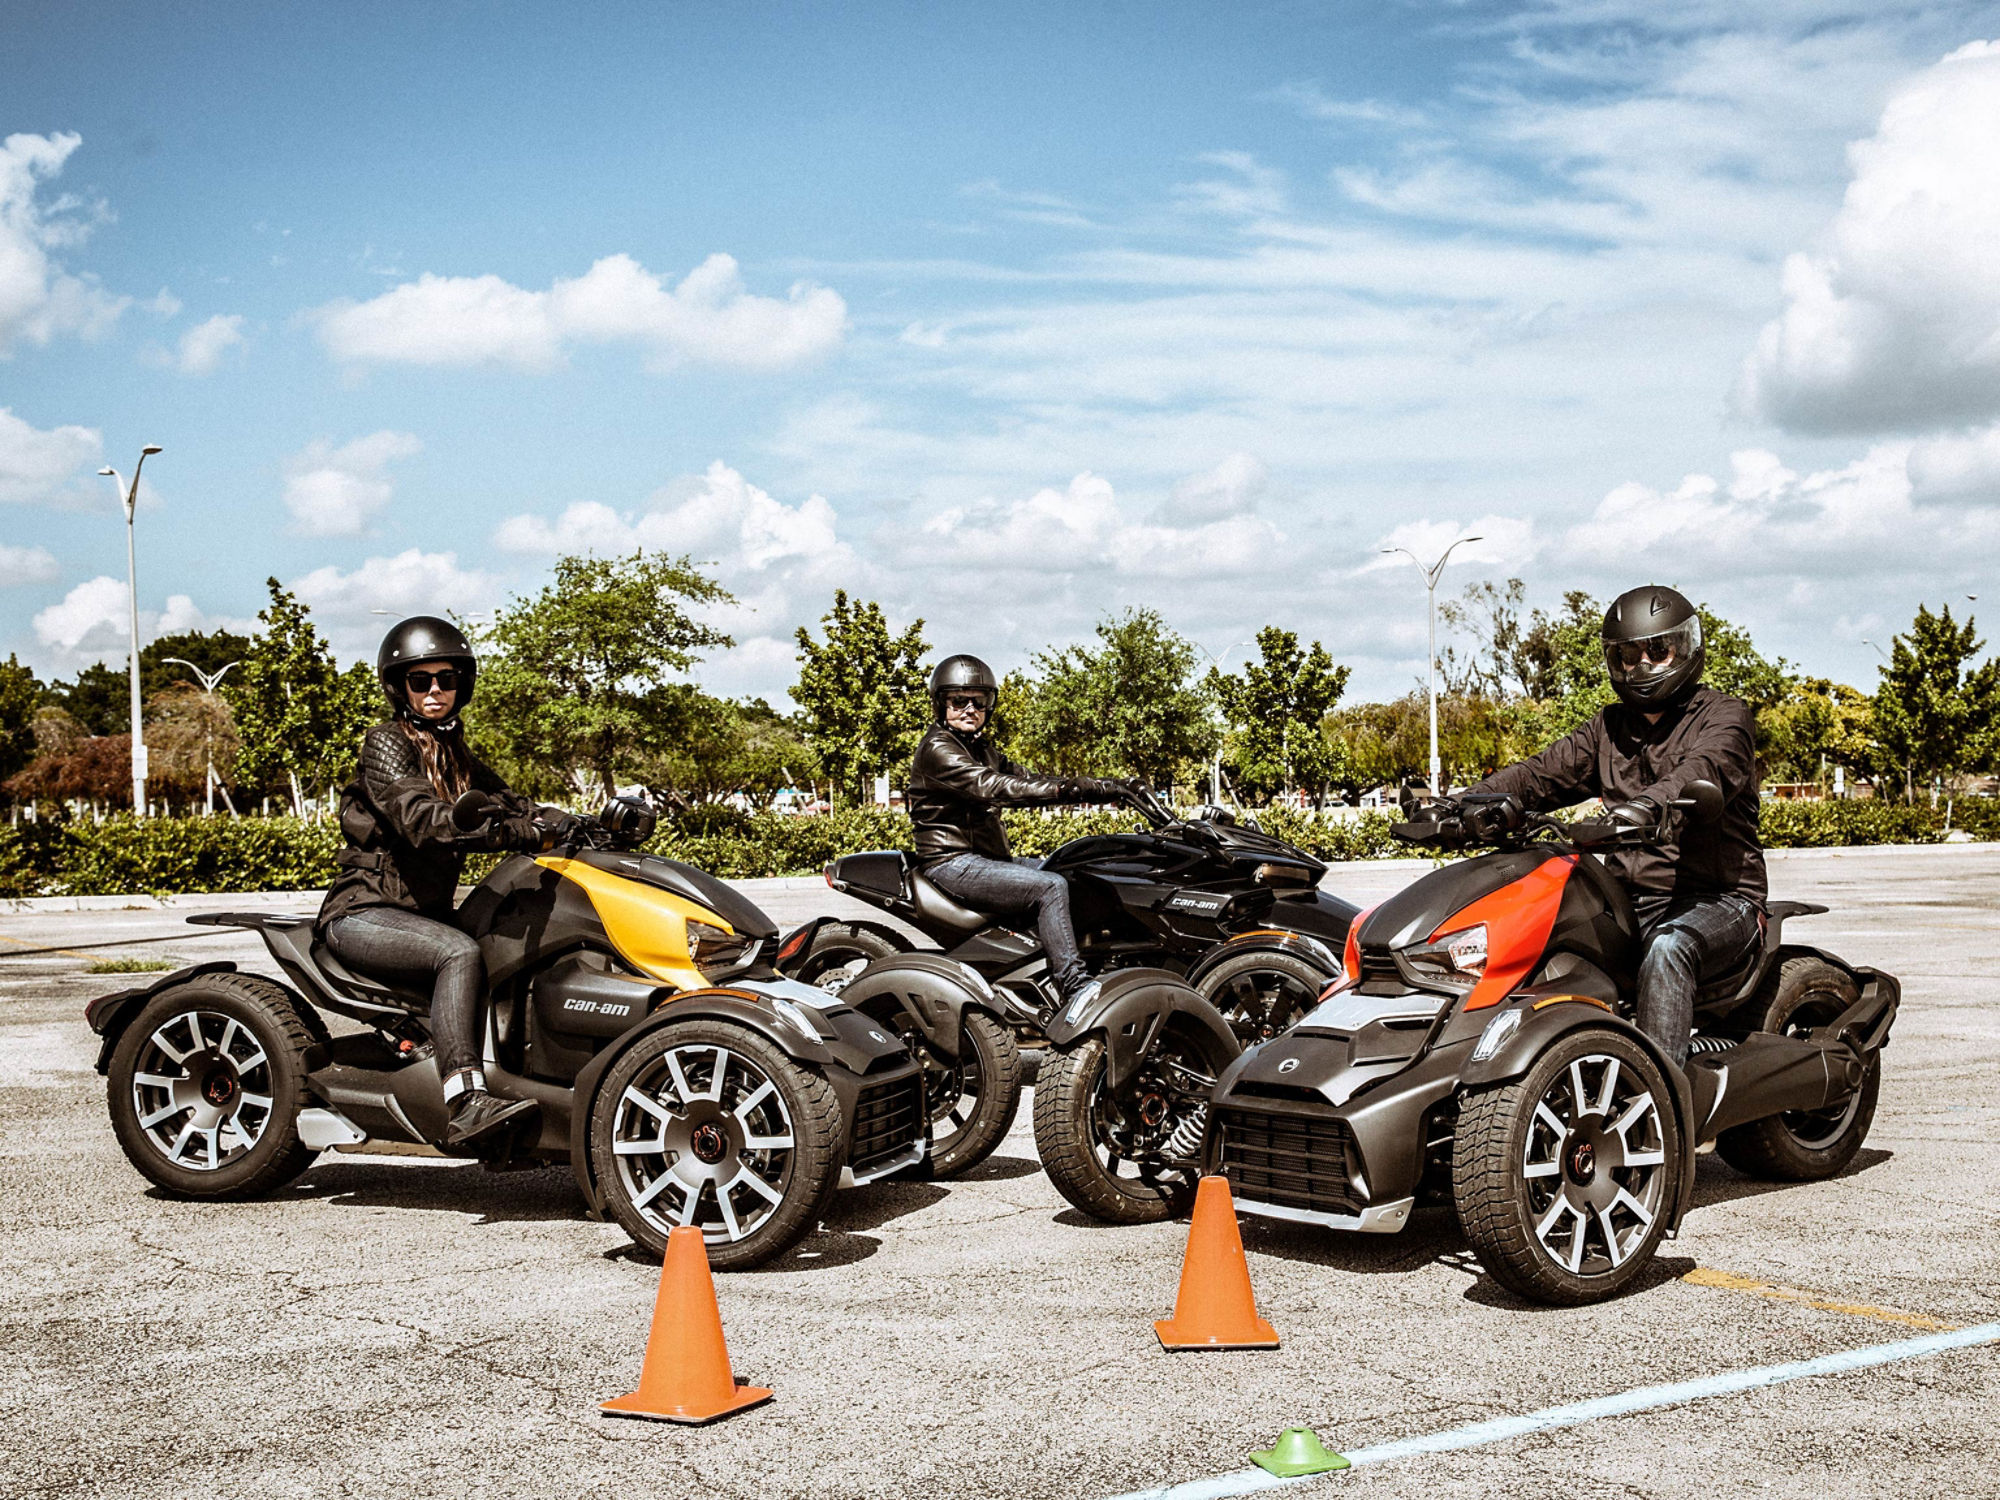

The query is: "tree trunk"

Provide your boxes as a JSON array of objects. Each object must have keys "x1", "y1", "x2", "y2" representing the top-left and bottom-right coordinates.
[{"x1": 288, "y1": 770, "x2": 305, "y2": 818}]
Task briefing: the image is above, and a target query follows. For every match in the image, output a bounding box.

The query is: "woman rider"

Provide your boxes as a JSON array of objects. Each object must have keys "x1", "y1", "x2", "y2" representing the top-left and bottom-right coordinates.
[{"x1": 316, "y1": 617, "x2": 559, "y2": 1149}]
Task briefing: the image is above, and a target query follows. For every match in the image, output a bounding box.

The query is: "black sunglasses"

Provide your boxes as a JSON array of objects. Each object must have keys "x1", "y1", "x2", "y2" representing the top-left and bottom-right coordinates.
[
  {"x1": 945, "y1": 693, "x2": 990, "y2": 712},
  {"x1": 405, "y1": 669, "x2": 460, "y2": 692}
]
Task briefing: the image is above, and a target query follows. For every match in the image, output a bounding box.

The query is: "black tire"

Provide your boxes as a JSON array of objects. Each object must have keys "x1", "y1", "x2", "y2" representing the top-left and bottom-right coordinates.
[
  {"x1": 1196, "y1": 950, "x2": 1331, "y2": 1044},
  {"x1": 106, "y1": 974, "x2": 319, "y2": 1200},
  {"x1": 1716, "y1": 957, "x2": 1879, "y2": 1181},
  {"x1": 590, "y1": 1020, "x2": 842, "y2": 1271},
  {"x1": 1453, "y1": 1026, "x2": 1682, "y2": 1305},
  {"x1": 1032, "y1": 1030, "x2": 1209, "y2": 1225},
  {"x1": 793, "y1": 922, "x2": 905, "y2": 995},
  {"x1": 889, "y1": 1007, "x2": 1021, "y2": 1179}
]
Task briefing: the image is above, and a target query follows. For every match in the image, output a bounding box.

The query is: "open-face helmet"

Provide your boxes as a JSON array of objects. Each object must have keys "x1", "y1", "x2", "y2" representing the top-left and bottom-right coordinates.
[
  {"x1": 1602, "y1": 586, "x2": 1703, "y2": 709},
  {"x1": 930, "y1": 654, "x2": 998, "y2": 724},
  {"x1": 377, "y1": 616, "x2": 478, "y2": 719}
]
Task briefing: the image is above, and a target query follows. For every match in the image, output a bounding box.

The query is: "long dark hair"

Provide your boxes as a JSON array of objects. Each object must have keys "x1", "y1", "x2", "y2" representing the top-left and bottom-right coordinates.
[{"x1": 399, "y1": 718, "x2": 472, "y2": 802}]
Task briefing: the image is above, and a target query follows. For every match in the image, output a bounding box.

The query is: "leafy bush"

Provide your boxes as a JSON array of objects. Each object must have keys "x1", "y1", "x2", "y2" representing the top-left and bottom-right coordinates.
[{"x1": 5, "y1": 795, "x2": 1993, "y2": 898}]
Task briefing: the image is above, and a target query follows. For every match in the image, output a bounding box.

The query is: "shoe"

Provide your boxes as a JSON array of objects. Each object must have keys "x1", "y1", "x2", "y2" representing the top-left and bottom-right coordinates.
[
  {"x1": 445, "y1": 1090, "x2": 540, "y2": 1151},
  {"x1": 1055, "y1": 977, "x2": 1102, "y2": 1026}
]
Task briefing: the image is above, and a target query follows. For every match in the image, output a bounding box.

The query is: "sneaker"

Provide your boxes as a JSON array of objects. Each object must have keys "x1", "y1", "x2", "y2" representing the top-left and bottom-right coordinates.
[
  {"x1": 445, "y1": 1090, "x2": 540, "y2": 1151},
  {"x1": 1056, "y1": 977, "x2": 1103, "y2": 1027}
]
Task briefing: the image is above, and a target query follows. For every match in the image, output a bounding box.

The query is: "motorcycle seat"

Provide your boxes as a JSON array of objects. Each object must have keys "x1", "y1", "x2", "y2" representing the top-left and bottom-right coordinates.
[
  {"x1": 309, "y1": 942, "x2": 434, "y2": 1012},
  {"x1": 905, "y1": 865, "x2": 991, "y2": 934}
]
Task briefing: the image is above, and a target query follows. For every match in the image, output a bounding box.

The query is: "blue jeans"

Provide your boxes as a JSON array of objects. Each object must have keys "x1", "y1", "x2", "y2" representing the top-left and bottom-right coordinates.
[
  {"x1": 325, "y1": 906, "x2": 486, "y2": 1078},
  {"x1": 1632, "y1": 892, "x2": 1764, "y2": 1067},
  {"x1": 925, "y1": 853, "x2": 1088, "y2": 996}
]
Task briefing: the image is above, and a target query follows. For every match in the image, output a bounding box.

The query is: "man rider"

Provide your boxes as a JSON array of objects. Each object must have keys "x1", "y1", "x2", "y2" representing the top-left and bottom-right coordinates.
[
  {"x1": 1466, "y1": 585, "x2": 1764, "y2": 1066},
  {"x1": 909, "y1": 655, "x2": 1133, "y2": 1013}
]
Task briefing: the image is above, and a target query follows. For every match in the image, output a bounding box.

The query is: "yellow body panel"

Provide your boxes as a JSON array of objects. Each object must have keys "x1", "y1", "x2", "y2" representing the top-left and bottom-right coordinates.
[{"x1": 536, "y1": 856, "x2": 727, "y2": 991}]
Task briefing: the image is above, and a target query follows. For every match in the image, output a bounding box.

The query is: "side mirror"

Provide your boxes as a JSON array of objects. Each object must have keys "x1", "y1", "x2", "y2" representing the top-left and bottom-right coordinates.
[
  {"x1": 450, "y1": 789, "x2": 495, "y2": 831},
  {"x1": 1674, "y1": 779, "x2": 1724, "y2": 824}
]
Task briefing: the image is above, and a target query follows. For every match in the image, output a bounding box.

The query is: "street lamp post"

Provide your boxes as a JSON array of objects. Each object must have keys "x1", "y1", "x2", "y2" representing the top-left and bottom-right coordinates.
[
  {"x1": 1193, "y1": 637, "x2": 1253, "y2": 807},
  {"x1": 1384, "y1": 535, "x2": 1482, "y2": 800},
  {"x1": 99, "y1": 446, "x2": 163, "y2": 816},
  {"x1": 163, "y1": 658, "x2": 240, "y2": 816}
]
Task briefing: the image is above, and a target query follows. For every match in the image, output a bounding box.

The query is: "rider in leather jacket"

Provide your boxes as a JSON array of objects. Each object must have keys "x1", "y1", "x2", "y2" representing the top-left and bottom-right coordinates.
[
  {"x1": 909, "y1": 655, "x2": 1130, "y2": 1008},
  {"x1": 1468, "y1": 586, "x2": 1765, "y2": 1065},
  {"x1": 316, "y1": 617, "x2": 560, "y2": 1149}
]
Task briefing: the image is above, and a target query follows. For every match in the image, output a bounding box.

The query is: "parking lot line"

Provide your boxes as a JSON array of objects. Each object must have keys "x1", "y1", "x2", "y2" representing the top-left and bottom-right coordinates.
[
  {"x1": 1106, "y1": 1320, "x2": 2000, "y2": 1499},
  {"x1": 1682, "y1": 1266, "x2": 1958, "y2": 1331}
]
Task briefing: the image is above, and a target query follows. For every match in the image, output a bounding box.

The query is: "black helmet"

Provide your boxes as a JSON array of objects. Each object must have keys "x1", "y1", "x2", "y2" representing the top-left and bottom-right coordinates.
[
  {"x1": 930, "y1": 654, "x2": 997, "y2": 723},
  {"x1": 1602, "y1": 586, "x2": 1704, "y2": 709},
  {"x1": 377, "y1": 616, "x2": 478, "y2": 719}
]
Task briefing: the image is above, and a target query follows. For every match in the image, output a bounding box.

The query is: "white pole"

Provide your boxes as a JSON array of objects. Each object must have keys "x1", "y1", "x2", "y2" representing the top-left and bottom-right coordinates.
[
  {"x1": 104, "y1": 448, "x2": 161, "y2": 817},
  {"x1": 1384, "y1": 534, "x2": 1481, "y2": 801}
]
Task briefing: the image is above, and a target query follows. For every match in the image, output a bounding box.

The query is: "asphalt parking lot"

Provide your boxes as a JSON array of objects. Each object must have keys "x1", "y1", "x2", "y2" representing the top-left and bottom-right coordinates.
[{"x1": 4, "y1": 845, "x2": 1996, "y2": 1500}]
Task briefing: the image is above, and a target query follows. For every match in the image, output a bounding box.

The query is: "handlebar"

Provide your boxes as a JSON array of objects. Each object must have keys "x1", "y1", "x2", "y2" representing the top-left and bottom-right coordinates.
[{"x1": 1392, "y1": 793, "x2": 1687, "y2": 853}]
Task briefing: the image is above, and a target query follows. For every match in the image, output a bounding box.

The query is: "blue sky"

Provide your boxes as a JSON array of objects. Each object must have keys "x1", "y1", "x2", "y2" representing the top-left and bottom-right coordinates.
[{"x1": 7, "y1": 0, "x2": 2000, "y2": 704}]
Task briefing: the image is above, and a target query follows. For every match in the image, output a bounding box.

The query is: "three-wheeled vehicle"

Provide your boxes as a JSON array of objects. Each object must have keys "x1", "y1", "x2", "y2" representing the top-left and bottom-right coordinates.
[
  {"x1": 1201, "y1": 784, "x2": 1898, "y2": 1303},
  {"x1": 88, "y1": 795, "x2": 930, "y2": 1270}
]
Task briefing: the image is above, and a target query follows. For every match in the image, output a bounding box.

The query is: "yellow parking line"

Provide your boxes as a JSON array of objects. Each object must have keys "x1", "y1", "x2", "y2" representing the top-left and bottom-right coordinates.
[
  {"x1": 0, "y1": 932, "x2": 96, "y2": 962},
  {"x1": 1685, "y1": 1266, "x2": 1959, "y2": 1332}
]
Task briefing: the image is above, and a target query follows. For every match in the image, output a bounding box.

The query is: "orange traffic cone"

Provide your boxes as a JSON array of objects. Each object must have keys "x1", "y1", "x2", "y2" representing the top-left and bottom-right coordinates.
[
  {"x1": 601, "y1": 1226, "x2": 774, "y2": 1424},
  {"x1": 1154, "y1": 1175, "x2": 1279, "y2": 1351}
]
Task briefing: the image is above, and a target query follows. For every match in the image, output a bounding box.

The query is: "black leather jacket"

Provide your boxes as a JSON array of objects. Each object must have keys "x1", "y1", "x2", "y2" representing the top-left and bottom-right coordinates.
[
  {"x1": 908, "y1": 725, "x2": 1121, "y2": 866},
  {"x1": 316, "y1": 723, "x2": 534, "y2": 929}
]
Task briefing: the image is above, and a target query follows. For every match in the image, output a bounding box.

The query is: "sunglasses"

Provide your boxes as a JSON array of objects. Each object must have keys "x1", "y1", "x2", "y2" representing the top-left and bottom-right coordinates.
[
  {"x1": 945, "y1": 693, "x2": 990, "y2": 712},
  {"x1": 1610, "y1": 640, "x2": 1676, "y2": 669},
  {"x1": 405, "y1": 669, "x2": 460, "y2": 692}
]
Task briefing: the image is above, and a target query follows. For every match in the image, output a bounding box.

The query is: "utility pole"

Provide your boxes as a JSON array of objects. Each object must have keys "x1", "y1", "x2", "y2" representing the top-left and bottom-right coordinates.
[
  {"x1": 1383, "y1": 535, "x2": 1481, "y2": 799},
  {"x1": 99, "y1": 446, "x2": 163, "y2": 816},
  {"x1": 164, "y1": 657, "x2": 241, "y2": 815}
]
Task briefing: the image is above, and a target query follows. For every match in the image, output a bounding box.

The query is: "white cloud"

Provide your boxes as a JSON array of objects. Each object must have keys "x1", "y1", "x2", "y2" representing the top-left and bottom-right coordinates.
[
  {"x1": 1364, "y1": 517, "x2": 1539, "y2": 574},
  {"x1": 0, "y1": 132, "x2": 127, "y2": 354},
  {"x1": 0, "y1": 543, "x2": 57, "y2": 586},
  {"x1": 283, "y1": 430, "x2": 422, "y2": 537},
  {"x1": 1908, "y1": 423, "x2": 2000, "y2": 505},
  {"x1": 31, "y1": 576, "x2": 237, "y2": 664},
  {"x1": 289, "y1": 549, "x2": 499, "y2": 661},
  {"x1": 1739, "y1": 40, "x2": 2000, "y2": 433},
  {"x1": 163, "y1": 313, "x2": 246, "y2": 375},
  {"x1": 311, "y1": 252, "x2": 846, "y2": 372},
  {"x1": 1174, "y1": 153, "x2": 1287, "y2": 220},
  {"x1": 1160, "y1": 453, "x2": 1267, "y2": 524},
  {"x1": 0, "y1": 406, "x2": 103, "y2": 505}
]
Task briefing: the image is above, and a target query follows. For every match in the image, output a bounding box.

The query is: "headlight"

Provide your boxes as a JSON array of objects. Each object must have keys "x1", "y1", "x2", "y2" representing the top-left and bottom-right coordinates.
[
  {"x1": 687, "y1": 919, "x2": 755, "y2": 977},
  {"x1": 1398, "y1": 923, "x2": 1488, "y2": 994}
]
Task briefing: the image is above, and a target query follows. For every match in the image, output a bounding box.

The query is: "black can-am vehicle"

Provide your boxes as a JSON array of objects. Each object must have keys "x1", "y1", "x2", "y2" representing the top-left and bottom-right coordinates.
[
  {"x1": 779, "y1": 790, "x2": 1354, "y2": 1177},
  {"x1": 1201, "y1": 784, "x2": 1898, "y2": 1304},
  {"x1": 87, "y1": 796, "x2": 930, "y2": 1271}
]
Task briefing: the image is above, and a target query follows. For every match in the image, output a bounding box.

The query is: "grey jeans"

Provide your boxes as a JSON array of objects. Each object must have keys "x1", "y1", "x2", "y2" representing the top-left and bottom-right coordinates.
[
  {"x1": 325, "y1": 906, "x2": 486, "y2": 1078},
  {"x1": 924, "y1": 853, "x2": 1088, "y2": 996},
  {"x1": 1632, "y1": 891, "x2": 1764, "y2": 1066}
]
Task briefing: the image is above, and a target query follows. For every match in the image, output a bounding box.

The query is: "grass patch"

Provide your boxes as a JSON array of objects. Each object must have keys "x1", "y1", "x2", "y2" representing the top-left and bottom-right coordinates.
[{"x1": 86, "y1": 957, "x2": 180, "y2": 974}]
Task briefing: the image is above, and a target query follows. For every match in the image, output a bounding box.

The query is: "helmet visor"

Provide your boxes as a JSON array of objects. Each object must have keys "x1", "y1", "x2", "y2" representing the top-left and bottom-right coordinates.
[
  {"x1": 1604, "y1": 616, "x2": 1701, "y2": 684},
  {"x1": 941, "y1": 688, "x2": 994, "y2": 713}
]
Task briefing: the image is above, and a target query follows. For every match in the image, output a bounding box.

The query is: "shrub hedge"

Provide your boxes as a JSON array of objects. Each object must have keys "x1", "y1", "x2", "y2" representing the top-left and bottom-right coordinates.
[{"x1": 2, "y1": 796, "x2": 1993, "y2": 899}]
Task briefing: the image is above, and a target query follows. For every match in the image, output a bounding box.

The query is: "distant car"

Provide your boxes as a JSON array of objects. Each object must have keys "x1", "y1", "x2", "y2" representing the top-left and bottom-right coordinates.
[{"x1": 769, "y1": 789, "x2": 829, "y2": 816}]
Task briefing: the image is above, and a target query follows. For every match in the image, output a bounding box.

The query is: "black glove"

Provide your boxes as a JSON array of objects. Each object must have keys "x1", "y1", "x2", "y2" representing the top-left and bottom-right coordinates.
[
  {"x1": 1069, "y1": 777, "x2": 1127, "y2": 803},
  {"x1": 1607, "y1": 798, "x2": 1659, "y2": 831},
  {"x1": 495, "y1": 813, "x2": 545, "y2": 851}
]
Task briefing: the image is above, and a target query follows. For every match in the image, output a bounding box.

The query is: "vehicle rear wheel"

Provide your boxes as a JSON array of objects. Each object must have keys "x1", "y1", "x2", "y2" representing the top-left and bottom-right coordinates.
[
  {"x1": 106, "y1": 974, "x2": 319, "y2": 1199},
  {"x1": 902, "y1": 1008, "x2": 1021, "y2": 1178},
  {"x1": 1716, "y1": 957, "x2": 1878, "y2": 1181},
  {"x1": 1453, "y1": 1027, "x2": 1682, "y2": 1305},
  {"x1": 591, "y1": 1020, "x2": 842, "y2": 1271},
  {"x1": 1033, "y1": 1029, "x2": 1212, "y2": 1225},
  {"x1": 1196, "y1": 950, "x2": 1331, "y2": 1044},
  {"x1": 793, "y1": 922, "x2": 905, "y2": 995}
]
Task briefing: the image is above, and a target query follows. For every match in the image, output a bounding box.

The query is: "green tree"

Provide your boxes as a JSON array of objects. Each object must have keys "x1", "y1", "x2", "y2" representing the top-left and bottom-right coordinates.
[
  {"x1": 1759, "y1": 677, "x2": 1878, "y2": 786},
  {"x1": 1870, "y1": 604, "x2": 2000, "y2": 803},
  {"x1": 1016, "y1": 608, "x2": 1216, "y2": 789},
  {"x1": 1208, "y1": 627, "x2": 1351, "y2": 804},
  {"x1": 791, "y1": 591, "x2": 930, "y2": 804},
  {"x1": 642, "y1": 692, "x2": 820, "y2": 805},
  {"x1": 50, "y1": 630, "x2": 256, "y2": 736},
  {"x1": 476, "y1": 551, "x2": 733, "y2": 800},
  {"x1": 228, "y1": 580, "x2": 378, "y2": 815},
  {"x1": 1326, "y1": 691, "x2": 1514, "y2": 799},
  {"x1": 0, "y1": 655, "x2": 42, "y2": 792}
]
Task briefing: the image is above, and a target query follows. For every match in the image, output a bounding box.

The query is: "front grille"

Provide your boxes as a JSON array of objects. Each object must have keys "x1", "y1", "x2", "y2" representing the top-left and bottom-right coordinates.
[
  {"x1": 1357, "y1": 947, "x2": 1406, "y2": 994},
  {"x1": 849, "y1": 1075, "x2": 923, "y2": 1173},
  {"x1": 1215, "y1": 1105, "x2": 1363, "y2": 1217}
]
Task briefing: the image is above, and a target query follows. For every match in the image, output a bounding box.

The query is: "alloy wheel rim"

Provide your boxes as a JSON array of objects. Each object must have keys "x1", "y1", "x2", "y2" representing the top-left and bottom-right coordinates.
[
  {"x1": 1520, "y1": 1052, "x2": 1668, "y2": 1278},
  {"x1": 612, "y1": 1043, "x2": 795, "y2": 1244},
  {"x1": 130, "y1": 1009, "x2": 276, "y2": 1171},
  {"x1": 905, "y1": 1020, "x2": 986, "y2": 1146},
  {"x1": 1218, "y1": 967, "x2": 1318, "y2": 1042}
]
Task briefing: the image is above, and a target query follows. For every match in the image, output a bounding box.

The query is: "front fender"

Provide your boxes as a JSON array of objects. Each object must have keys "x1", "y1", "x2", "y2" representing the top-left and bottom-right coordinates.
[
  {"x1": 84, "y1": 962, "x2": 241, "y2": 1074},
  {"x1": 833, "y1": 951, "x2": 997, "y2": 1062},
  {"x1": 1043, "y1": 967, "x2": 1241, "y2": 1094},
  {"x1": 1185, "y1": 929, "x2": 1343, "y2": 993},
  {"x1": 1459, "y1": 998, "x2": 1698, "y2": 1232}
]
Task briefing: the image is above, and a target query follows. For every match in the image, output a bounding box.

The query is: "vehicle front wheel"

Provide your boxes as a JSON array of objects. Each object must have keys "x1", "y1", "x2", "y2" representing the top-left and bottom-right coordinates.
[
  {"x1": 106, "y1": 974, "x2": 319, "y2": 1199},
  {"x1": 1032, "y1": 1029, "x2": 1213, "y2": 1225},
  {"x1": 1196, "y1": 950, "x2": 1331, "y2": 1044},
  {"x1": 905, "y1": 1008, "x2": 1021, "y2": 1178},
  {"x1": 792, "y1": 922, "x2": 905, "y2": 995},
  {"x1": 1452, "y1": 1026, "x2": 1682, "y2": 1305},
  {"x1": 590, "y1": 1020, "x2": 842, "y2": 1271},
  {"x1": 1716, "y1": 957, "x2": 1878, "y2": 1182}
]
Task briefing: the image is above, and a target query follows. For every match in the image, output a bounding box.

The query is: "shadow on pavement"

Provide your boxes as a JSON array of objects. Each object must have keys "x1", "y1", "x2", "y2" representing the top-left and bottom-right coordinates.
[
  {"x1": 1459, "y1": 1252, "x2": 1697, "y2": 1309},
  {"x1": 955, "y1": 1153, "x2": 1040, "y2": 1182},
  {"x1": 1689, "y1": 1145, "x2": 1892, "y2": 1210},
  {"x1": 239, "y1": 1158, "x2": 591, "y2": 1225},
  {"x1": 1240, "y1": 1205, "x2": 1466, "y2": 1275},
  {"x1": 749, "y1": 1179, "x2": 953, "y2": 1273}
]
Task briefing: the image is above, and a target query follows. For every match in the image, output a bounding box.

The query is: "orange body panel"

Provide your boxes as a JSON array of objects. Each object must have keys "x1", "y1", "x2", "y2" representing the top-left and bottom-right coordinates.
[{"x1": 1429, "y1": 854, "x2": 1575, "y2": 1011}]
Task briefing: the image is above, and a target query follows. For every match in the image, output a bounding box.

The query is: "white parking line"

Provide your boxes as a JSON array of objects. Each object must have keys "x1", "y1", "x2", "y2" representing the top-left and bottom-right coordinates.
[{"x1": 1108, "y1": 1320, "x2": 2000, "y2": 1499}]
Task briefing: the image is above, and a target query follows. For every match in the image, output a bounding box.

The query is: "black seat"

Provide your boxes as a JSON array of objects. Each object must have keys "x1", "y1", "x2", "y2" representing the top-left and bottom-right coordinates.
[
  {"x1": 905, "y1": 865, "x2": 992, "y2": 934},
  {"x1": 309, "y1": 943, "x2": 434, "y2": 1010}
]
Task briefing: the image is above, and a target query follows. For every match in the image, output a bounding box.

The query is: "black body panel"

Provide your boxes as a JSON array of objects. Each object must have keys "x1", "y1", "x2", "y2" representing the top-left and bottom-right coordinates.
[{"x1": 1041, "y1": 967, "x2": 1240, "y2": 1091}]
